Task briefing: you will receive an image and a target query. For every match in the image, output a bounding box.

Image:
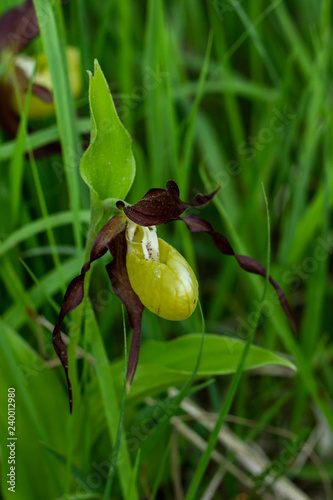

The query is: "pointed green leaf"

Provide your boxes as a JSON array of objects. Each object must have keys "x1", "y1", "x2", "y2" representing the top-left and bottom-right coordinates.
[
  {"x1": 0, "y1": 321, "x2": 68, "y2": 499},
  {"x1": 110, "y1": 334, "x2": 296, "y2": 405},
  {"x1": 80, "y1": 59, "x2": 135, "y2": 224}
]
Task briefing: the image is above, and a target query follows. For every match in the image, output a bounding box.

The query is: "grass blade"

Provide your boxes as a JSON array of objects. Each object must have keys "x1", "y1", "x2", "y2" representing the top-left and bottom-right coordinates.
[
  {"x1": 85, "y1": 301, "x2": 138, "y2": 500},
  {"x1": 185, "y1": 184, "x2": 271, "y2": 499},
  {"x1": 0, "y1": 211, "x2": 89, "y2": 258},
  {"x1": 103, "y1": 306, "x2": 128, "y2": 499},
  {"x1": 32, "y1": 0, "x2": 82, "y2": 250}
]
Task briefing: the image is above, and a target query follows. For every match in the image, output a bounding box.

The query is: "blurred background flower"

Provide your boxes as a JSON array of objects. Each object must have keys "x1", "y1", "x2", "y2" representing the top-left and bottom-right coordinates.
[{"x1": 0, "y1": 0, "x2": 81, "y2": 137}]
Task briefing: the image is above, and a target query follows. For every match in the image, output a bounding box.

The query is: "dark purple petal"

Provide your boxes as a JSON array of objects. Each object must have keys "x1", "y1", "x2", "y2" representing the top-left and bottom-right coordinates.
[
  {"x1": 106, "y1": 231, "x2": 144, "y2": 389},
  {"x1": 141, "y1": 187, "x2": 166, "y2": 199},
  {"x1": 91, "y1": 213, "x2": 127, "y2": 260},
  {"x1": 52, "y1": 272, "x2": 87, "y2": 413},
  {"x1": 52, "y1": 214, "x2": 127, "y2": 412},
  {"x1": 0, "y1": 0, "x2": 69, "y2": 53},
  {"x1": 192, "y1": 185, "x2": 221, "y2": 206},
  {"x1": 32, "y1": 83, "x2": 53, "y2": 102},
  {"x1": 0, "y1": 0, "x2": 38, "y2": 53},
  {"x1": 122, "y1": 180, "x2": 220, "y2": 226},
  {"x1": 14, "y1": 65, "x2": 54, "y2": 102},
  {"x1": 0, "y1": 82, "x2": 19, "y2": 137},
  {"x1": 181, "y1": 215, "x2": 297, "y2": 335}
]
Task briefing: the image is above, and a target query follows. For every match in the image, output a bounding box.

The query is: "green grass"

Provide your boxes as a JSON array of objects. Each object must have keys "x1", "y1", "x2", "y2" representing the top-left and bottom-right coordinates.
[{"x1": 0, "y1": 1, "x2": 332, "y2": 499}]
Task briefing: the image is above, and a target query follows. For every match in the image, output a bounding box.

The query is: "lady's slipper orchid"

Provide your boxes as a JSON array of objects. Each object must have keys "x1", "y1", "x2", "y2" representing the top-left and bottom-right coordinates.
[
  {"x1": 52, "y1": 181, "x2": 296, "y2": 412},
  {"x1": 0, "y1": 0, "x2": 80, "y2": 137}
]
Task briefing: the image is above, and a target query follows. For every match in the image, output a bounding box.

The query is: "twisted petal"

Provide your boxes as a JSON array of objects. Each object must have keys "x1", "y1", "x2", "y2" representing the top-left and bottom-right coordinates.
[
  {"x1": 119, "y1": 180, "x2": 220, "y2": 226},
  {"x1": 12, "y1": 63, "x2": 54, "y2": 101},
  {"x1": 13, "y1": 65, "x2": 54, "y2": 102},
  {"x1": 181, "y1": 215, "x2": 297, "y2": 335},
  {"x1": 106, "y1": 231, "x2": 144, "y2": 391},
  {"x1": 52, "y1": 213, "x2": 127, "y2": 412}
]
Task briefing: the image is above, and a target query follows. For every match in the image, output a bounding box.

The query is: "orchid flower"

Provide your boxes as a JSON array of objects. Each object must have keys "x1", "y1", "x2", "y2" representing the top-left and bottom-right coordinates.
[
  {"x1": 52, "y1": 180, "x2": 296, "y2": 412},
  {"x1": 0, "y1": 0, "x2": 80, "y2": 137}
]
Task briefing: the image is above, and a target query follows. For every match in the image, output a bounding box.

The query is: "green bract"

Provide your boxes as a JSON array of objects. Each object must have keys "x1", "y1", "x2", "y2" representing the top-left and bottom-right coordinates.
[
  {"x1": 126, "y1": 224, "x2": 198, "y2": 321},
  {"x1": 80, "y1": 60, "x2": 136, "y2": 230}
]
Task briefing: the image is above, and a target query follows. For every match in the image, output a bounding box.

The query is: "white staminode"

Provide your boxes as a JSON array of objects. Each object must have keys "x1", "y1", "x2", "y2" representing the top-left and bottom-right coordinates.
[
  {"x1": 126, "y1": 220, "x2": 160, "y2": 262},
  {"x1": 14, "y1": 55, "x2": 36, "y2": 79}
]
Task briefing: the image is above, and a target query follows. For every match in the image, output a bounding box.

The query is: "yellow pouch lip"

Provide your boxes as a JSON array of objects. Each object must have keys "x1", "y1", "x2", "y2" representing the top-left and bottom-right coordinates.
[{"x1": 126, "y1": 231, "x2": 198, "y2": 321}]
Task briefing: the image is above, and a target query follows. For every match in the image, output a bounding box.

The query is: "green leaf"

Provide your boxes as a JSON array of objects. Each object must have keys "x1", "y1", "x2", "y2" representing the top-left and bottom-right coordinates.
[
  {"x1": 85, "y1": 302, "x2": 138, "y2": 500},
  {"x1": 80, "y1": 59, "x2": 135, "y2": 228},
  {"x1": 110, "y1": 334, "x2": 296, "y2": 406},
  {"x1": 0, "y1": 321, "x2": 68, "y2": 499}
]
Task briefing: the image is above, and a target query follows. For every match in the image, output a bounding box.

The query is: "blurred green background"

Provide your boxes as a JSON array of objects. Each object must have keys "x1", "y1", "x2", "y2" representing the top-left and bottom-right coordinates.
[{"x1": 0, "y1": 0, "x2": 332, "y2": 499}]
